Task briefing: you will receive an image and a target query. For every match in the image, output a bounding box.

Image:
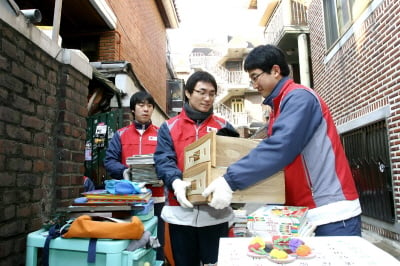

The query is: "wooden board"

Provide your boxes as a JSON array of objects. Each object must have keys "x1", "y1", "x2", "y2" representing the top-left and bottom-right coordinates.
[
  {"x1": 184, "y1": 131, "x2": 216, "y2": 170},
  {"x1": 232, "y1": 171, "x2": 285, "y2": 203},
  {"x1": 184, "y1": 163, "x2": 285, "y2": 204},
  {"x1": 215, "y1": 135, "x2": 260, "y2": 167},
  {"x1": 210, "y1": 167, "x2": 285, "y2": 204},
  {"x1": 184, "y1": 131, "x2": 262, "y2": 170},
  {"x1": 183, "y1": 162, "x2": 213, "y2": 204}
]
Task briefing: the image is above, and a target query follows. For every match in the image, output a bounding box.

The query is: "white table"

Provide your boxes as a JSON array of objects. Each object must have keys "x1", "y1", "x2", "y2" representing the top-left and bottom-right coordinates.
[{"x1": 218, "y1": 236, "x2": 400, "y2": 265}]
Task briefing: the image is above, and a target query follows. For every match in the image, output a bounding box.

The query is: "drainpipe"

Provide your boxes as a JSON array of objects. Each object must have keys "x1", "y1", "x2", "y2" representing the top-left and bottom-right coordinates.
[{"x1": 298, "y1": 33, "x2": 310, "y2": 87}]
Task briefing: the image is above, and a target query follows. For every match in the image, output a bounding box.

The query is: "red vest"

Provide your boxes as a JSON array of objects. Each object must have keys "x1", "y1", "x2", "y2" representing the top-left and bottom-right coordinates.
[
  {"x1": 119, "y1": 124, "x2": 158, "y2": 166},
  {"x1": 119, "y1": 124, "x2": 163, "y2": 197},
  {"x1": 268, "y1": 80, "x2": 358, "y2": 208},
  {"x1": 166, "y1": 110, "x2": 229, "y2": 206}
]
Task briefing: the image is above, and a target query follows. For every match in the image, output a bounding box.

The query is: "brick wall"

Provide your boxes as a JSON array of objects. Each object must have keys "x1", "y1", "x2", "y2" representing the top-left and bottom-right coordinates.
[
  {"x1": 99, "y1": 31, "x2": 120, "y2": 61},
  {"x1": 0, "y1": 20, "x2": 89, "y2": 265},
  {"x1": 307, "y1": 0, "x2": 400, "y2": 224},
  {"x1": 103, "y1": 0, "x2": 168, "y2": 110}
]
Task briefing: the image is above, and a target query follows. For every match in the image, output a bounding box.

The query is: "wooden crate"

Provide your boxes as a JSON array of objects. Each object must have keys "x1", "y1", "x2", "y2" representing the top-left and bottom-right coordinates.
[
  {"x1": 184, "y1": 131, "x2": 262, "y2": 169},
  {"x1": 183, "y1": 162, "x2": 213, "y2": 204},
  {"x1": 183, "y1": 131, "x2": 285, "y2": 204}
]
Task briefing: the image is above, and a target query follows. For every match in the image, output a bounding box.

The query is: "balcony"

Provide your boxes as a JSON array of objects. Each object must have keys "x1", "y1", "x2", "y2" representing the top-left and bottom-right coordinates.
[
  {"x1": 214, "y1": 103, "x2": 250, "y2": 128},
  {"x1": 189, "y1": 53, "x2": 249, "y2": 94},
  {"x1": 189, "y1": 52, "x2": 260, "y2": 128},
  {"x1": 263, "y1": 0, "x2": 309, "y2": 63}
]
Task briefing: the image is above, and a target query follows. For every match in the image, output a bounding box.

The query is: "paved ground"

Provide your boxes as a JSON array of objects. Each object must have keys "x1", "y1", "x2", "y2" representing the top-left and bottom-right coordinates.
[{"x1": 362, "y1": 229, "x2": 400, "y2": 261}]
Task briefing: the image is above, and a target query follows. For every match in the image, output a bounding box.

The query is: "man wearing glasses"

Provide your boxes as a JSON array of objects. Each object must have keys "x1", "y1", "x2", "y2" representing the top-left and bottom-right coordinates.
[
  {"x1": 154, "y1": 71, "x2": 237, "y2": 266},
  {"x1": 203, "y1": 44, "x2": 362, "y2": 237}
]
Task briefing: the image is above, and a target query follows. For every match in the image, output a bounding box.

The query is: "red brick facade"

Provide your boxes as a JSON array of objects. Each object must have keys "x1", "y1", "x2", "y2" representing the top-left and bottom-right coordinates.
[
  {"x1": 99, "y1": 31, "x2": 121, "y2": 61},
  {"x1": 100, "y1": 0, "x2": 168, "y2": 110},
  {"x1": 308, "y1": 0, "x2": 400, "y2": 224}
]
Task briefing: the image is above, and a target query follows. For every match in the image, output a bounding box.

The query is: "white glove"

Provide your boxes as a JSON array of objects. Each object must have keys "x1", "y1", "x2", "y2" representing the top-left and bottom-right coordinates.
[
  {"x1": 123, "y1": 168, "x2": 132, "y2": 180},
  {"x1": 172, "y1": 179, "x2": 193, "y2": 208},
  {"x1": 202, "y1": 176, "x2": 233, "y2": 209}
]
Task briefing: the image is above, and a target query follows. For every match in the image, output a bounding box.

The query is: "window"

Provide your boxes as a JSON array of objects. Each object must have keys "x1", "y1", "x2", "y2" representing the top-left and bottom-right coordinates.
[
  {"x1": 225, "y1": 61, "x2": 242, "y2": 71},
  {"x1": 323, "y1": 0, "x2": 371, "y2": 49},
  {"x1": 231, "y1": 98, "x2": 243, "y2": 113},
  {"x1": 341, "y1": 120, "x2": 395, "y2": 223}
]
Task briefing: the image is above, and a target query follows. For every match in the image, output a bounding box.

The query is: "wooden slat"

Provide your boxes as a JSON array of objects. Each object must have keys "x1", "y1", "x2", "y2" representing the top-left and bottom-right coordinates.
[
  {"x1": 183, "y1": 162, "x2": 212, "y2": 204},
  {"x1": 215, "y1": 135, "x2": 260, "y2": 166},
  {"x1": 210, "y1": 167, "x2": 285, "y2": 204},
  {"x1": 184, "y1": 131, "x2": 216, "y2": 170}
]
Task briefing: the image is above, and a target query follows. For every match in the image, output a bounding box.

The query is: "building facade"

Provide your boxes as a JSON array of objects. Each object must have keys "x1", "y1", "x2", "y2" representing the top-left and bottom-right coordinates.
[
  {"x1": 0, "y1": 1, "x2": 179, "y2": 264},
  {"x1": 308, "y1": 0, "x2": 400, "y2": 241},
  {"x1": 259, "y1": 0, "x2": 400, "y2": 242}
]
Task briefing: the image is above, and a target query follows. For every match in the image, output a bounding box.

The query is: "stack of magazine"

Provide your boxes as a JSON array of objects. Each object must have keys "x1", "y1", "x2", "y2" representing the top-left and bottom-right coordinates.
[
  {"x1": 126, "y1": 154, "x2": 161, "y2": 185},
  {"x1": 80, "y1": 189, "x2": 152, "y2": 205},
  {"x1": 247, "y1": 205, "x2": 311, "y2": 237}
]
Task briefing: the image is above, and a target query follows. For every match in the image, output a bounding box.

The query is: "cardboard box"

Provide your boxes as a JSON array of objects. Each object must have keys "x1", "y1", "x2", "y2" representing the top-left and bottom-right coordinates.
[{"x1": 183, "y1": 131, "x2": 285, "y2": 204}]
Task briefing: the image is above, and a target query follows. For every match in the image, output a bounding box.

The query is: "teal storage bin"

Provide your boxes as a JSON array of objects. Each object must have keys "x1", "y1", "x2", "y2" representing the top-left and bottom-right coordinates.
[
  {"x1": 132, "y1": 200, "x2": 155, "y2": 221},
  {"x1": 122, "y1": 248, "x2": 155, "y2": 266},
  {"x1": 26, "y1": 216, "x2": 158, "y2": 266}
]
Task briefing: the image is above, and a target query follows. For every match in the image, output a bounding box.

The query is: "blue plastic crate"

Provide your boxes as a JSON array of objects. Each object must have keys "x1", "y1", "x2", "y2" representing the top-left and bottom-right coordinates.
[{"x1": 132, "y1": 200, "x2": 154, "y2": 221}]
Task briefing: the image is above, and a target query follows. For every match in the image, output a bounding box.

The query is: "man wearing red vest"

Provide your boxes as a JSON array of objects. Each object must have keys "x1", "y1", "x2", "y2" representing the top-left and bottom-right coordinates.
[
  {"x1": 154, "y1": 71, "x2": 237, "y2": 266},
  {"x1": 104, "y1": 91, "x2": 165, "y2": 260},
  {"x1": 203, "y1": 44, "x2": 362, "y2": 237}
]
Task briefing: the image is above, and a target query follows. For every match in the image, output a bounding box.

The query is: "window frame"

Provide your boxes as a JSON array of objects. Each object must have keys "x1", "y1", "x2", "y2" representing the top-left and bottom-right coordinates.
[
  {"x1": 323, "y1": 0, "x2": 372, "y2": 50},
  {"x1": 231, "y1": 98, "x2": 244, "y2": 113}
]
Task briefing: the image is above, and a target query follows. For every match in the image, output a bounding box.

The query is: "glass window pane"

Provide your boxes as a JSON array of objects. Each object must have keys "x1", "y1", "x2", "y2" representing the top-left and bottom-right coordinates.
[
  {"x1": 323, "y1": 0, "x2": 339, "y2": 48},
  {"x1": 337, "y1": 0, "x2": 352, "y2": 34},
  {"x1": 351, "y1": 0, "x2": 371, "y2": 20}
]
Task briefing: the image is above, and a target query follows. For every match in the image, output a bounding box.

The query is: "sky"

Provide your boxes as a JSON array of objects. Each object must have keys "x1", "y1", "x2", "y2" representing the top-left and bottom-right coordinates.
[{"x1": 167, "y1": 0, "x2": 266, "y2": 66}]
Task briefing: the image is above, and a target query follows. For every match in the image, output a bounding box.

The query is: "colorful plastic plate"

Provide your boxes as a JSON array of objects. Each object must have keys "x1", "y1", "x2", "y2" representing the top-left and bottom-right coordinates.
[
  {"x1": 266, "y1": 254, "x2": 297, "y2": 264},
  {"x1": 296, "y1": 252, "x2": 316, "y2": 259},
  {"x1": 246, "y1": 251, "x2": 269, "y2": 258}
]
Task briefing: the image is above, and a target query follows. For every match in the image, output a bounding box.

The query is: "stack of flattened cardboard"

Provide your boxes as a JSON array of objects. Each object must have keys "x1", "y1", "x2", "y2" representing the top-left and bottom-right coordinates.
[{"x1": 183, "y1": 131, "x2": 285, "y2": 204}]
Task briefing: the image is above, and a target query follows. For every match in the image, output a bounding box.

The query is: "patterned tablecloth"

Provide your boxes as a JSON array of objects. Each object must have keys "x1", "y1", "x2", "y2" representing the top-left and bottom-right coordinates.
[{"x1": 218, "y1": 236, "x2": 400, "y2": 266}]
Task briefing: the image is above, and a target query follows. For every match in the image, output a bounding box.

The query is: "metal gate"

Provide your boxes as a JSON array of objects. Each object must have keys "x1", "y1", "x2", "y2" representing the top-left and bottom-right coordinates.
[
  {"x1": 84, "y1": 109, "x2": 123, "y2": 188},
  {"x1": 341, "y1": 120, "x2": 395, "y2": 223}
]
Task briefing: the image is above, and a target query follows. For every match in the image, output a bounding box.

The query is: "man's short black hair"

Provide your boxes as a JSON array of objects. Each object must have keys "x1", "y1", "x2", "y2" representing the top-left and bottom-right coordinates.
[
  {"x1": 244, "y1": 44, "x2": 291, "y2": 76},
  {"x1": 185, "y1": 71, "x2": 218, "y2": 95},
  {"x1": 129, "y1": 91, "x2": 155, "y2": 110}
]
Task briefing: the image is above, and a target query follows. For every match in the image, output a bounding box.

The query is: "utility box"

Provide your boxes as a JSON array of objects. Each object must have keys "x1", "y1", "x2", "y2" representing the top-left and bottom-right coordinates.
[
  {"x1": 85, "y1": 110, "x2": 123, "y2": 187},
  {"x1": 183, "y1": 131, "x2": 285, "y2": 204},
  {"x1": 167, "y1": 79, "x2": 184, "y2": 116}
]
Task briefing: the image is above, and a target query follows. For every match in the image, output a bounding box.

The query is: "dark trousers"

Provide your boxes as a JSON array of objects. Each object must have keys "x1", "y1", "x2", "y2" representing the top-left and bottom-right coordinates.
[
  {"x1": 154, "y1": 202, "x2": 165, "y2": 261},
  {"x1": 169, "y1": 222, "x2": 228, "y2": 266},
  {"x1": 315, "y1": 215, "x2": 362, "y2": 236}
]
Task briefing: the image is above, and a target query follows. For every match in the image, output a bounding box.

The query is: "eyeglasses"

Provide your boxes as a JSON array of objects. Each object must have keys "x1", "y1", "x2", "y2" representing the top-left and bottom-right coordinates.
[
  {"x1": 193, "y1": 89, "x2": 216, "y2": 99},
  {"x1": 250, "y1": 72, "x2": 265, "y2": 86}
]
